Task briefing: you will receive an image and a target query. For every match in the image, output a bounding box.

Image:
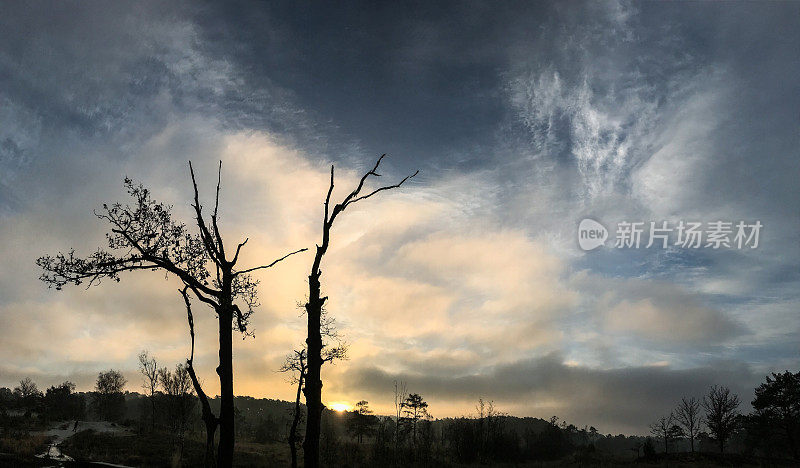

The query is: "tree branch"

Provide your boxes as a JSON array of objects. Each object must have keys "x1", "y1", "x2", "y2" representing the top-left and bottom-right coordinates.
[
  {"x1": 235, "y1": 248, "x2": 308, "y2": 276},
  {"x1": 326, "y1": 155, "x2": 417, "y2": 227},
  {"x1": 232, "y1": 238, "x2": 248, "y2": 265},
  {"x1": 349, "y1": 169, "x2": 418, "y2": 204},
  {"x1": 189, "y1": 161, "x2": 223, "y2": 265},
  {"x1": 211, "y1": 160, "x2": 227, "y2": 264}
]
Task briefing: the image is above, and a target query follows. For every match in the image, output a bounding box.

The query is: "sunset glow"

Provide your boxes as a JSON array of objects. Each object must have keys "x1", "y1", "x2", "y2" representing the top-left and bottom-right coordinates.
[{"x1": 329, "y1": 402, "x2": 352, "y2": 412}]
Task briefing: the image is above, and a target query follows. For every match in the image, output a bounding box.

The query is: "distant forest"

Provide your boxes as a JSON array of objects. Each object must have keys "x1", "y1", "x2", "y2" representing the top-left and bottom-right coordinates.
[{"x1": 1, "y1": 366, "x2": 798, "y2": 466}]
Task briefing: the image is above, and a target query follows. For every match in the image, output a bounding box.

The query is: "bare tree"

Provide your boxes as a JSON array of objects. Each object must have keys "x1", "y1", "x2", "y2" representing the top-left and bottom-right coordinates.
[
  {"x1": 675, "y1": 396, "x2": 702, "y2": 453},
  {"x1": 280, "y1": 349, "x2": 307, "y2": 468},
  {"x1": 281, "y1": 328, "x2": 347, "y2": 468},
  {"x1": 14, "y1": 378, "x2": 42, "y2": 416},
  {"x1": 37, "y1": 163, "x2": 306, "y2": 467},
  {"x1": 649, "y1": 413, "x2": 675, "y2": 454},
  {"x1": 302, "y1": 155, "x2": 417, "y2": 468},
  {"x1": 138, "y1": 350, "x2": 159, "y2": 430},
  {"x1": 14, "y1": 378, "x2": 40, "y2": 399},
  {"x1": 703, "y1": 385, "x2": 741, "y2": 453}
]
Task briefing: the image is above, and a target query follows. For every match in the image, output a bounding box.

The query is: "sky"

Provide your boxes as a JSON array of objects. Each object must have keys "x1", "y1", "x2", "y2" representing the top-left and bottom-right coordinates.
[{"x1": 0, "y1": 1, "x2": 798, "y2": 435}]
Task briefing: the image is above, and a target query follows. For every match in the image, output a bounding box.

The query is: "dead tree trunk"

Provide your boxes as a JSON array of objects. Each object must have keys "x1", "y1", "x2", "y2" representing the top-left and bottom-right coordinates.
[
  {"x1": 216, "y1": 294, "x2": 235, "y2": 466},
  {"x1": 182, "y1": 287, "x2": 219, "y2": 467},
  {"x1": 302, "y1": 155, "x2": 417, "y2": 468},
  {"x1": 303, "y1": 260, "x2": 326, "y2": 468}
]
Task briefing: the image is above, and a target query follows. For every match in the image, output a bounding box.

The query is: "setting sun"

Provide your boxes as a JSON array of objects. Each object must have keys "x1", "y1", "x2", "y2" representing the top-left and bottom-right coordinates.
[{"x1": 329, "y1": 402, "x2": 351, "y2": 412}]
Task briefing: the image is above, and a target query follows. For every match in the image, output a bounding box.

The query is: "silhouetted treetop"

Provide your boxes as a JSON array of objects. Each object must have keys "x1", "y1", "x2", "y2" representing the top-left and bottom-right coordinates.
[{"x1": 37, "y1": 162, "x2": 306, "y2": 335}]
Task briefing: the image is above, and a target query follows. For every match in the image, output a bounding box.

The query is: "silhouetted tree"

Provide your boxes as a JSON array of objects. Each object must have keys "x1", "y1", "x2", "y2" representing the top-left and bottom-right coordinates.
[
  {"x1": 37, "y1": 163, "x2": 306, "y2": 467},
  {"x1": 751, "y1": 371, "x2": 800, "y2": 460},
  {"x1": 95, "y1": 369, "x2": 126, "y2": 422},
  {"x1": 302, "y1": 155, "x2": 417, "y2": 468},
  {"x1": 402, "y1": 393, "x2": 430, "y2": 452},
  {"x1": 347, "y1": 400, "x2": 377, "y2": 443},
  {"x1": 43, "y1": 381, "x2": 85, "y2": 421},
  {"x1": 159, "y1": 363, "x2": 195, "y2": 462},
  {"x1": 650, "y1": 413, "x2": 676, "y2": 454},
  {"x1": 280, "y1": 348, "x2": 307, "y2": 468},
  {"x1": 13, "y1": 378, "x2": 42, "y2": 417},
  {"x1": 138, "y1": 350, "x2": 159, "y2": 430},
  {"x1": 675, "y1": 396, "x2": 702, "y2": 453},
  {"x1": 703, "y1": 385, "x2": 740, "y2": 453}
]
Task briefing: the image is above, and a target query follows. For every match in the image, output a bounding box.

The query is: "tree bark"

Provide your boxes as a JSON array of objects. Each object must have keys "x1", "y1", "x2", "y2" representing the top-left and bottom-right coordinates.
[
  {"x1": 217, "y1": 303, "x2": 235, "y2": 467},
  {"x1": 303, "y1": 265, "x2": 325, "y2": 468}
]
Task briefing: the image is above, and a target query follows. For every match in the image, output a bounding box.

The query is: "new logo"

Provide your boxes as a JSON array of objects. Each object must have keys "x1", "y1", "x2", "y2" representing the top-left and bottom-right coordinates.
[{"x1": 578, "y1": 218, "x2": 608, "y2": 251}]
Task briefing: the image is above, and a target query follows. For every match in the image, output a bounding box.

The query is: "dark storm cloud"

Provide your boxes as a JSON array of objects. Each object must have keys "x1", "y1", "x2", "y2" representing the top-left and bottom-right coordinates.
[{"x1": 345, "y1": 353, "x2": 759, "y2": 434}]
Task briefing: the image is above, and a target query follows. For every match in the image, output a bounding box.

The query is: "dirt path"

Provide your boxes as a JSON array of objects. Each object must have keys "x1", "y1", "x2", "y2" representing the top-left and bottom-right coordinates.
[{"x1": 35, "y1": 420, "x2": 133, "y2": 465}]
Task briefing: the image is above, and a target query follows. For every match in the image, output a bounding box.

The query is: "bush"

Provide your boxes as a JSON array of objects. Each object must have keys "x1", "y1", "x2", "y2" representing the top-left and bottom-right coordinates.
[{"x1": 0, "y1": 432, "x2": 50, "y2": 457}]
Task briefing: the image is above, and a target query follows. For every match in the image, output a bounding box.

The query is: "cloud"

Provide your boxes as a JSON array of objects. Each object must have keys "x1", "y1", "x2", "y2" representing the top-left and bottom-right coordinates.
[
  {"x1": 570, "y1": 272, "x2": 746, "y2": 347},
  {"x1": 343, "y1": 352, "x2": 758, "y2": 435}
]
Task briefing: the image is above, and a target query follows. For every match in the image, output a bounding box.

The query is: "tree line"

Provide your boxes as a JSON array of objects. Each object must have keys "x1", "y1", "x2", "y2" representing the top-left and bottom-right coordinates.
[
  {"x1": 2, "y1": 369, "x2": 798, "y2": 465},
  {"x1": 648, "y1": 372, "x2": 799, "y2": 461}
]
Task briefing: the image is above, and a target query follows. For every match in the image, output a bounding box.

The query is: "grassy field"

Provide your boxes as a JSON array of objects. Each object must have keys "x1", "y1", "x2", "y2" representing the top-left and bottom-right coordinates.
[{"x1": 2, "y1": 427, "x2": 796, "y2": 467}]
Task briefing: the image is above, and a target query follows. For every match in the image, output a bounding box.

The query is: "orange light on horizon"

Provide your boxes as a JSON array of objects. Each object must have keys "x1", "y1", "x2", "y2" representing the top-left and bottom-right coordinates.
[{"x1": 329, "y1": 402, "x2": 351, "y2": 412}]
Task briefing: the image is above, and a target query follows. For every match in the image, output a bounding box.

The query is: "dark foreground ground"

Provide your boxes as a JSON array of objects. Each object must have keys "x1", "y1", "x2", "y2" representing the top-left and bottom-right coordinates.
[{"x1": 1, "y1": 428, "x2": 796, "y2": 468}]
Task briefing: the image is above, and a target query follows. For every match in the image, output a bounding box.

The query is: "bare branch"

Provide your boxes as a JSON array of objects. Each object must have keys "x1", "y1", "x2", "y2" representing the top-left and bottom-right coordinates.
[
  {"x1": 187, "y1": 281, "x2": 219, "y2": 309},
  {"x1": 232, "y1": 238, "x2": 248, "y2": 265},
  {"x1": 324, "y1": 166, "x2": 334, "y2": 224},
  {"x1": 279, "y1": 349, "x2": 308, "y2": 376},
  {"x1": 189, "y1": 161, "x2": 222, "y2": 265},
  {"x1": 322, "y1": 341, "x2": 348, "y2": 364},
  {"x1": 180, "y1": 286, "x2": 196, "y2": 362},
  {"x1": 345, "y1": 154, "x2": 385, "y2": 206},
  {"x1": 213, "y1": 160, "x2": 222, "y2": 221},
  {"x1": 349, "y1": 169, "x2": 418, "y2": 204},
  {"x1": 180, "y1": 285, "x2": 220, "y2": 460},
  {"x1": 235, "y1": 248, "x2": 308, "y2": 276},
  {"x1": 326, "y1": 155, "x2": 418, "y2": 226},
  {"x1": 211, "y1": 160, "x2": 227, "y2": 263}
]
